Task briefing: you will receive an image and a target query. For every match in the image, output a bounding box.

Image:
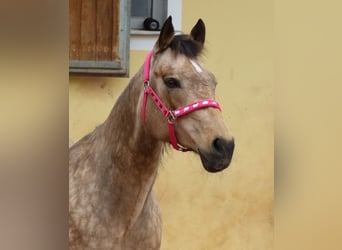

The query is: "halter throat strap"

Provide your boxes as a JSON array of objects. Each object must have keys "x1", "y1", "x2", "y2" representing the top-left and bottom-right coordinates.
[{"x1": 142, "y1": 51, "x2": 221, "y2": 152}]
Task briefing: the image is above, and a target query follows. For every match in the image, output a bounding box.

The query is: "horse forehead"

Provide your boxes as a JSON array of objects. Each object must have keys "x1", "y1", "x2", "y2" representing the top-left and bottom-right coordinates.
[
  {"x1": 177, "y1": 57, "x2": 205, "y2": 73},
  {"x1": 156, "y1": 54, "x2": 214, "y2": 81},
  {"x1": 189, "y1": 59, "x2": 203, "y2": 73},
  {"x1": 186, "y1": 59, "x2": 215, "y2": 83}
]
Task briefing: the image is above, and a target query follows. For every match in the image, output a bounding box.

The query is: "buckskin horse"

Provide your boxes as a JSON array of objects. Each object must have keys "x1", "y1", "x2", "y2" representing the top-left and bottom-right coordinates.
[{"x1": 69, "y1": 16, "x2": 235, "y2": 250}]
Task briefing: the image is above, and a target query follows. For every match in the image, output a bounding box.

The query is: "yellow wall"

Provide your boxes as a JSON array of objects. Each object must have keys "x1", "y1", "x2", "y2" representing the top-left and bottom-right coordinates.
[{"x1": 69, "y1": 0, "x2": 273, "y2": 249}]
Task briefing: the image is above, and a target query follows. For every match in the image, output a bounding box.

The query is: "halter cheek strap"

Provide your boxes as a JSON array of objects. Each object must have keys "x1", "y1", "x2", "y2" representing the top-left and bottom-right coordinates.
[{"x1": 142, "y1": 51, "x2": 222, "y2": 152}]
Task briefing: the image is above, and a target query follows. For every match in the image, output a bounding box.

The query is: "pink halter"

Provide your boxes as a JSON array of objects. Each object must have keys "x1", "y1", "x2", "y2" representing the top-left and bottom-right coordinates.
[{"x1": 142, "y1": 51, "x2": 222, "y2": 152}]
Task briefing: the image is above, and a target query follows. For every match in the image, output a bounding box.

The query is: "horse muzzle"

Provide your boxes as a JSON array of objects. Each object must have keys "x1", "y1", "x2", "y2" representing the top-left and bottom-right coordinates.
[{"x1": 198, "y1": 137, "x2": 235, "y2": 173}]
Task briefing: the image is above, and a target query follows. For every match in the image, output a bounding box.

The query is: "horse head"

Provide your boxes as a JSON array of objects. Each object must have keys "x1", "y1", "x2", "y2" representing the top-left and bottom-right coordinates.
[{"x1": 142, "y1": 17, "x2": 235, "y2": 173}]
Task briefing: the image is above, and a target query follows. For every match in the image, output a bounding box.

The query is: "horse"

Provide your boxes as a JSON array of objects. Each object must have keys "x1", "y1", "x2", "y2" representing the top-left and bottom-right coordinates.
[{"x1": 69, "y1": 16, "x2": 235, "y2": 250}]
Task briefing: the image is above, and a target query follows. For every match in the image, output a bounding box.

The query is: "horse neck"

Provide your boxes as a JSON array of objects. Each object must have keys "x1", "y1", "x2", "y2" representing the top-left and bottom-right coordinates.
[
  {"x1": 98, "y1": 66, "x2": 163, "y2": 228},
  {"x1": 104, "y1": 66, "x2": 163, "y2": 163}
]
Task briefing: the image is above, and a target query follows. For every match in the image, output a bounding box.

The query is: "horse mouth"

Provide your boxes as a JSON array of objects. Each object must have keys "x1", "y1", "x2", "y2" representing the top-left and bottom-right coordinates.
[
  {"x1": 196, "y1": 137, "x2": 235, "y2": 173},
  {"x1": 198, "y1": 149, "x2": 232, "y2": 173}
]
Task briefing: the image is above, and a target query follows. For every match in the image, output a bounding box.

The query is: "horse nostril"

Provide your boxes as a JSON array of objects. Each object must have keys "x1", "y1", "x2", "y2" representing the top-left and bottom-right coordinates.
[{"x1": 212, "y1": 137, "x2": 235, "y2": 158}]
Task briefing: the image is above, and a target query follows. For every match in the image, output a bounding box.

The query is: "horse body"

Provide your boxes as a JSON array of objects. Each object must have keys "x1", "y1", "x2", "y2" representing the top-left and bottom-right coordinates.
[{"x1": 69, "y1": 17, "x2": 234, "y2": 249}]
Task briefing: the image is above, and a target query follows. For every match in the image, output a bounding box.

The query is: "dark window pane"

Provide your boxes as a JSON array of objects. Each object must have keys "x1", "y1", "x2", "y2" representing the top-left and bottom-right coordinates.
[{"x1": 131, "y1": 0, "x2": 152, "y2": 17}]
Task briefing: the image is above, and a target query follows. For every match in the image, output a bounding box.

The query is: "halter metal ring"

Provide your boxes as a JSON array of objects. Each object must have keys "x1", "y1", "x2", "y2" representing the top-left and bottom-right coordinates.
[{"x1": 167, "y1": 111, "x2": 176, "y2": 121}]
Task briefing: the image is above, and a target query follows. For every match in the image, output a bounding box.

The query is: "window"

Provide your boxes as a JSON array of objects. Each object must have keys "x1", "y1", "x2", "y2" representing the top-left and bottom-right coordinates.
[
  {"x1": 130, "y1": 0, "x2": 182, "y2": 51},
  {"x1": 69, "y1": 0, "x2": 130, "y2": 76},
  {"x1": 130, "y1": 0, "x2": 168, "y2": 31}
]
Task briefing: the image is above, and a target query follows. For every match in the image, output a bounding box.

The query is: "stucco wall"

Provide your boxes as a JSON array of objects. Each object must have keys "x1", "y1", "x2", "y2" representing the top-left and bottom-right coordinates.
[{"x1": 69, "y1": 0, "x2": 273, "y2": 249}]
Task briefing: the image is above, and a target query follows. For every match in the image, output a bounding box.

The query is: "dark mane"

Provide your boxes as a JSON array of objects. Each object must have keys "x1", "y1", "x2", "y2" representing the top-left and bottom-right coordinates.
[{"x1": 168, "y1": 34, "x2": 203, "y2": 58}]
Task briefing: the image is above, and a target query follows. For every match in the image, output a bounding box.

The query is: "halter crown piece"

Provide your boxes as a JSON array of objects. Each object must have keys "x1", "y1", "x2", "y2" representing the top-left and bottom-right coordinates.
[{"x1": 142, "y1": 51, "x2": 222, "y2": 152}]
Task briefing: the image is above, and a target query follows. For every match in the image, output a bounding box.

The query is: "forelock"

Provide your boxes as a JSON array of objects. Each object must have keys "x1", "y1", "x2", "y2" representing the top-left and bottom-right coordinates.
[{"x1": 167, "y1": 35, "x2": 203, "y2": 58}]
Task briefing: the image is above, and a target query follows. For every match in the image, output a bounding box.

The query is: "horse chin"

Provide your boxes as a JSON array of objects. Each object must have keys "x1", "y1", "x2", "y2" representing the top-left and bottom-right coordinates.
[{"x1": 198, "y1": 149, "x2": 231, "y2": 173}]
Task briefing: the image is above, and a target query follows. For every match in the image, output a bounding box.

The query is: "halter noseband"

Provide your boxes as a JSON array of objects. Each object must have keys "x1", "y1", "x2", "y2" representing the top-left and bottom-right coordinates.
[{"x1": 142, "y1": 51, "x2": 222, "y2": 152}]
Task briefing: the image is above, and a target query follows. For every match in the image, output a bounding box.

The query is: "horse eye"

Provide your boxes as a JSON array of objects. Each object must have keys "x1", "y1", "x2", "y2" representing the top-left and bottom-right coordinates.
[{"x1": 164, "y1": 77, "x2": 181, "y2": 89}]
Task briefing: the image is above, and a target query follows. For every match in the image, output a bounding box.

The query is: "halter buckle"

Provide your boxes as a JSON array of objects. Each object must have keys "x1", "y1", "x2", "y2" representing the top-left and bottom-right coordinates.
[
  {"x1": 167, "y1": 111, "x2": 176, "y2": 121},
  {"x1": 144, "y1": 81, "x2": 150, "y2": 88}
]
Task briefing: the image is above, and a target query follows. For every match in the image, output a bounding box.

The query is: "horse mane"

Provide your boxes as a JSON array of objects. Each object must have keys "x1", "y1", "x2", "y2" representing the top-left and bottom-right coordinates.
[{"x1": 166, "y1": 34, "x2": 204, "y2": 58}]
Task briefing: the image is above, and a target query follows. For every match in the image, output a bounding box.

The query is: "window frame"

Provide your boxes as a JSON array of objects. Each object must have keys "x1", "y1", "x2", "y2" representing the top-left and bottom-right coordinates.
[{"x1": 69, "y1": 0, "x2": 131, "y2": 77}]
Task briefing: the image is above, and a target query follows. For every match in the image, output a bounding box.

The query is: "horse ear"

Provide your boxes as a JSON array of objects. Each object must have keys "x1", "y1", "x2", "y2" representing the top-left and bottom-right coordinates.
[
  {"x1": 157, "y1": 16, "x2": 175, "y2": 51},
  {"x1": 190, "y1": 19, "x2": 206, "y2": 45}
]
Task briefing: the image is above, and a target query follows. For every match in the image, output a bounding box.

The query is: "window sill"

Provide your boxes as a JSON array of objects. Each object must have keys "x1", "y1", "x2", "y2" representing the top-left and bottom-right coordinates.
[{"x1": 130, "y1": 29, "x2": 160, "y2": 36}]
